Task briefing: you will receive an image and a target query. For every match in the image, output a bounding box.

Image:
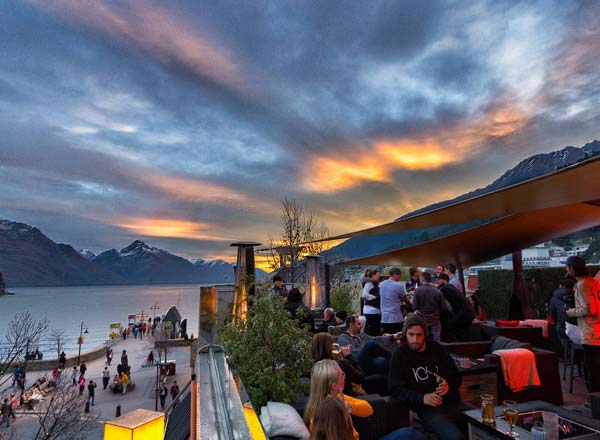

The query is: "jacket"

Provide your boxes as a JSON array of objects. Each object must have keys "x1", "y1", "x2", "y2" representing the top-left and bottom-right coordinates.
[
  {"x1": 337, "y1": 332, "x2": 395, "y2": 357},
  {"x1": 566, "y1": 276, "x2": 600, "y2": 346}
]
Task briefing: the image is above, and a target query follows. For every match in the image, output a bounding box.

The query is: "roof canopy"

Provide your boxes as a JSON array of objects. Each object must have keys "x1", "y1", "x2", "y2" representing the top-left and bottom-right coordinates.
[
  {"x1": 327, "y1": 155, "x2": 600, "y2": 267},
  {"x1": 340, "y1": 201, "x2": 600, "y2": 267},
  {"x1": 320, "y1": 156, "x2": 600, "y2": 242}
]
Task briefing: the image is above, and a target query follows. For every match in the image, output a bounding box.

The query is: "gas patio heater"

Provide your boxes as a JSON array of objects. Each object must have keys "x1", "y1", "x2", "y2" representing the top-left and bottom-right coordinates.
[
  {"x1": 304, "y1": 254, "x2": 324, "y2": 311},
  {"x1": 230, "y1": 242, "x2": 261, "y2": 322}
]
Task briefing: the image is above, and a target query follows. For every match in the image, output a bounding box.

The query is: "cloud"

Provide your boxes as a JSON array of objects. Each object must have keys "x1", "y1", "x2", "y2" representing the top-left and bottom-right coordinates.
[
  {"x1": 27, "y1": 0, "x2": 253, "y2": 97},
  {"x1": 114, "y1": 218, "x2": 229, "y2": 242}
]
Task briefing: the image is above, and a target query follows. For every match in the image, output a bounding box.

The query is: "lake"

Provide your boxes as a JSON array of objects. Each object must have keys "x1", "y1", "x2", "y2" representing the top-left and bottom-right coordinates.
[{"x1": 0, "y1": 284, "x2": 210, "y2": 357}]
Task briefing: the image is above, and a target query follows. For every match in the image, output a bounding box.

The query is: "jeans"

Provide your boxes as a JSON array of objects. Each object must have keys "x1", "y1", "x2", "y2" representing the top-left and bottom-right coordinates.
[
  {"x1": 380, "y1": 427, "x2": 423, "y2": 440},
  {"x1": 2, "y1": 414, "x2": 10, "y2": 428},
  {"x1": 354, "y1": 340, "x2": 391, "y2": 375},
  {"x1": 418, "y1": 400, "x2": 474, "y2": 440},
  {"x1": 88, "y1": 394, "x2": 95, "y2": 405},
  {"x1": 583, "y1": 344, "x2": 600, "y2": 392},
  {"x1": 364, "y1": 313, "x2": 381, "y2": 336},
  {"x1": 427, "y1": 322, "x2": 442, "y2": 342}
]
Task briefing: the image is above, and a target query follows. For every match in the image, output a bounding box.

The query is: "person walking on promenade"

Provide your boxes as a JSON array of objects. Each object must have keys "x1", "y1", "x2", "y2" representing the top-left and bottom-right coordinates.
[
  {"x1": 170, "y1": 381, "x2": 179, "y2": 401},
  {"x1": 59, "y1": 351, "x2": 67, "y2": 370},
  {"x1": 71, "y1": 366, "x2": 78, "y2": 385},
  {"x1": 79, "y1": 361, "x2": 87, "y2": 377},
  {"x1": 1, "y1": 399, "x2": 10, "y2": 428},
  {"x1": 121, "y1": 350, "x2": 129, "y2": 374},
  {"x1": 564, "y1": 256, "x2": 600, "y2": 398},
  {"x1": 102, "y1": 367, "x2": 110, "y2": 390},
  {"x1": 78, "y1": 375, "x2": 86, "y2": 396},
  {"x1": 9, "y1": 394, "x2": 18, "y2": 421},
  {"x1": 121, "y1": 372, "x2": 129, "y2": 395},
  {"x1": 106, "y1": 348, "x2": 113, "y2": 366},
  {"x1": 12, "y1": 365, "x2": 21, "y2": 388},
  {"x1": 87, "y1": 380, "x2": 97, "y2": 406},
  {"x1": 160, "y1": 383, "x2": 168, "y2": 410}
]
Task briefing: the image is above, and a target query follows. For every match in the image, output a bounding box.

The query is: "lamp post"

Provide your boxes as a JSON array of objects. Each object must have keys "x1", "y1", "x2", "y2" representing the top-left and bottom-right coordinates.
[
  {"x1": 77, "y1": 321, "x2": 89, "y2": 366},
  {"x1": 151, "y1": 302, "x2": 160, "y2": 322}
]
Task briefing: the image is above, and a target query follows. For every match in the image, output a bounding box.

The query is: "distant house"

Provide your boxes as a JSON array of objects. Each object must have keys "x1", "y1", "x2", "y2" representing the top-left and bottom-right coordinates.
[{"x1": 163, "y1": 306, "x2": 182, "y2": 339}]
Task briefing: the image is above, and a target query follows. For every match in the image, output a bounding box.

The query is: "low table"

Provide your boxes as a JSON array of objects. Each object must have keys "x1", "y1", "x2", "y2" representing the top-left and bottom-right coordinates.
[{"x1": 464, "y1": 400, "x2": 600, "y2": 439}]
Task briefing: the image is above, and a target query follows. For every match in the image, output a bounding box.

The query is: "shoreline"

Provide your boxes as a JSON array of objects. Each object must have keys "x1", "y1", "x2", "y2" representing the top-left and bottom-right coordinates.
[{"x1": 0, "y1": 290, "x2": 15, "y2": 296}]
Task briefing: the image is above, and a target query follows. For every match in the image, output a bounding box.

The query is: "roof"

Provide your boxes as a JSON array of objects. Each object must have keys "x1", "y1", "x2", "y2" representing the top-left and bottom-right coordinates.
[
  {"x1": 318, "y1": 155, "x2": 600, "y2": 242},
  {"x1": 164, "y1": 306, "x2": 182, "y2": 323},
  {"x1": 105, "y1": 408, "x2": 163, "y2": 429},
  {"x1": 340, "y1": 201, "x2": 600, "y2": 267}
]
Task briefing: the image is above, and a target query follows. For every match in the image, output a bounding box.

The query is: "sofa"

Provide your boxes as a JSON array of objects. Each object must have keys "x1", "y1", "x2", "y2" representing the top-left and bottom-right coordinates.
[
  {"x1": 480, "y1": 323, "x2": 544, "y2": 347},
  {"x1": 441, "y1": 335, "x2": 563, "y2": 405}
]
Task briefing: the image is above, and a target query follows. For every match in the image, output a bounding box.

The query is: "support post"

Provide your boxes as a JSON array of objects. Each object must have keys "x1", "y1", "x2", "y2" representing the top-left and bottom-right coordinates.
[{"x1": 509, "y1": 251, "x2": 533, "y2": 320}]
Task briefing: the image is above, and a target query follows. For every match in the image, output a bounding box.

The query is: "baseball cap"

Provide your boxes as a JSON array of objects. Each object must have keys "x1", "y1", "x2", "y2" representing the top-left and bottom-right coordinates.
[{"x1": 561, "y1": 255, "x2": 586, "y2": 267}]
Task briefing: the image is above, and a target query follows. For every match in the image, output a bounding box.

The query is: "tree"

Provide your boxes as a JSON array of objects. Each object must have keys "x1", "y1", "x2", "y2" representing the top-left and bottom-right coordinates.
[
  {"x1": 267, "y1": 198, "x2": 330, "y2": 283},
  {"x1": 221, "y1": 290, "x2": 313, "y2": 410},
  {"x1": 0, "y1": 312, "x2": 49, "y2": 382},
  {"x1": 32, "y1": 375, "x2": 99, "y2": 440},
  {"x1": 582, "y1": 237, "x2": 600, "y2": 263}
]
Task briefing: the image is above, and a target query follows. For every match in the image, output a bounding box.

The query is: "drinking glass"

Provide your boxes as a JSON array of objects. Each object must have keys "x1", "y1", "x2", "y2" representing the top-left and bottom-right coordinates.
[
  {"x1": 480, "y1": 394, "x2": 495, "y2": 424},
  {"x1": 332, "y1": 343, "x2": 341, "y2": 358},
  {"x1": 503, "y1": 400, "x2": 519, "y2": 438}
]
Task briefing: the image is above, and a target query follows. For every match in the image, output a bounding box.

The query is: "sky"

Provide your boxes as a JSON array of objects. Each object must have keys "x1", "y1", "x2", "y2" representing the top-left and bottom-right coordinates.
[{"x1": 1, "y1": 0, "x2": 599, "y2": 263}]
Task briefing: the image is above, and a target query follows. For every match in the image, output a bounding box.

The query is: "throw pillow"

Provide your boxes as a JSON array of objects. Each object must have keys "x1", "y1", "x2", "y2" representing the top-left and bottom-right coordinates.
[
  {"x1": 495, "y1": 320, "x2": 520, "y2": 327},
  {"x1": 259, "y1": 406, "x2": 271, "y2": 435},
  {"x1": 265, "y1": 401, "x2": 310, "y2": 439},
  {"x1": 490, "y1": 335, "x2": 531, "y2": 352}
]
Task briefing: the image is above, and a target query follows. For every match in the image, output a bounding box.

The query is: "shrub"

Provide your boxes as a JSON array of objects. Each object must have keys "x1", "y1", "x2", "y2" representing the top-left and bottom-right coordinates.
[
  {"x1": 478, "y1": 265, "x2": 600, "y2": 319},
  {"x1": 220, "y1": 290, "x2": 312, "y2": 410},
  {"x1": 330, "y1": 284, "x2": 357, "y2": 315}
]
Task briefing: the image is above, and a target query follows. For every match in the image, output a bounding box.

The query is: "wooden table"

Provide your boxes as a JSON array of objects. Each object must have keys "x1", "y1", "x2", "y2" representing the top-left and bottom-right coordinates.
[{"x1": 452, "y1": 355, "x2": 499, "y2": 407}]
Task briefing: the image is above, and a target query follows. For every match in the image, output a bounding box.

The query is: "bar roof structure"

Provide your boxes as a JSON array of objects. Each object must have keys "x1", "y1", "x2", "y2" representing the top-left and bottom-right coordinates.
[{"x1": 328, "y1": 155, "x2": 600, "y2": 266}]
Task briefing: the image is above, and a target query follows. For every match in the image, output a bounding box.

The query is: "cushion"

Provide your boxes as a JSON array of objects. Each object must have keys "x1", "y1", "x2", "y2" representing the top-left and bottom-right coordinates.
[
  {"x1": 490, "y1": 335, "x2": 532, "y2": 352},
  {"x1": 261, "y1": 401, "x2": 309, "y2": 439},
  {"x1": 328, "y1": 324, "x2": 347, "y2": 337},
  {"x1": 495, "y1": 320, "x2": 520, "y2": 327}
]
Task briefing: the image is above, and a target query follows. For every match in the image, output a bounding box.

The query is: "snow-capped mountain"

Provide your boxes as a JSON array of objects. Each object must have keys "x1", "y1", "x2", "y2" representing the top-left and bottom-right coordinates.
[{"x1": 78, "y1": 249, "x2": 96, "y2": 260}]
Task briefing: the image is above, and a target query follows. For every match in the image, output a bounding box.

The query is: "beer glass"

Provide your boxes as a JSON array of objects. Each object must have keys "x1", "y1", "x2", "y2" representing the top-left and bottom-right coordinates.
[
  {"x1": 503, "y1": 400, "x2": 519, "y2": 438},
  {"x1": 480, "y1": 394, "x2": 494, "y2": 424}
]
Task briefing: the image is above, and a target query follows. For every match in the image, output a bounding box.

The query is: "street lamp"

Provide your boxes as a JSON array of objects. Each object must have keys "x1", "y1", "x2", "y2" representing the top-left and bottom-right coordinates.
[
  {"x1": 150, "y1": 302, "x2": 160, "y2": 321},
  {"x1": 77, "y1": 321, "x2": 89, "y2": 366}
]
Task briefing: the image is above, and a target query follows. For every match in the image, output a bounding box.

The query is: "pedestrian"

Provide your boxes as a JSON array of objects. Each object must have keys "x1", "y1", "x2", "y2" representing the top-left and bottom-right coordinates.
[
  {"x1": 9, "y1": 394, "x2": 18, "y2": 421},
  {"x1": 71, "y1": 366, "x2": 78, "y2": 385},
  {"x1": 12, "y1": 365, "x2": 21, "y2": 388},
  {"x1": 59, "y1": 351, "x2": 67, "y2": 370},
  {"x1": 102, "y1": 367, "x2": 110, "y2": 390},
  {"x1": 139, "y1": 325, "x2": 143, "y2": 340},
  {"x1": 121, "y1": 350, "x2": 129, "y2": 373},
  {"x1": 79, "y1": 375, "x2": 86, "y2": 396},
  {"x1": 133, "y1": 326, "x2": 138, "y2": 339},
  {"x1": 87, "y1": 380, "x2": 97, "y2": 406},
  {"x1": 564, "y1": 256, "x2": 600, "y2": 401},
  {"x1": 1, "y1": 398, "x2": 10, "y2": 428},
  {"x1": 121, "y1": 372, "x2": 129, "y2": 395},
  {"x1": 106, "y1": 348, "x2": 113, "y2": 366},
  {"x1": 79, "y1": 361, "x2": 87, "y2": 377},
  {"x1": 170, "y1": 381, "x2": 179, "y2": 401},
  {"x1": 122, "y1": 329, "x2": 127, "y2": 340},
  {"x1": 159, "y1": 383, "x2": 168, "y2": 410}
]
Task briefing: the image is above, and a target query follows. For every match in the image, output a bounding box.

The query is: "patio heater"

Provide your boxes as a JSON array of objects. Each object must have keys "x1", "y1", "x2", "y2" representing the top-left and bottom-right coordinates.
[
  {"x1": 304, "y1": 255, "x2": 324, "y2": 311},
  {"x1": 230, "y1": 242, "x2": 261, "y2": 322}
]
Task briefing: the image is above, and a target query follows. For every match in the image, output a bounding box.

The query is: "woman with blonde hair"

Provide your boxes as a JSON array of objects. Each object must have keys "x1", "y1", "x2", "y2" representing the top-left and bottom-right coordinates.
[
  {"x1": 309, "y1": 396, "x2": 354, "y2": 440},
  {"x1": 304, "y1": 359, "x2": 372, "y2": 440}
]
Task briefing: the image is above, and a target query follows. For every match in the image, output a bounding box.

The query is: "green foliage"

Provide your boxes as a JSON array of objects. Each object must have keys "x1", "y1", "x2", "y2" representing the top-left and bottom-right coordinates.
[
  {"x1": 478, "y1": 265, "x2": 600, "y2": 319},
  {"x1": 330, "y1": 285, "x2": 356, "y2": 315},
  {"x1": 220, "y1": 290, "x2": 313, "y2": 410}
]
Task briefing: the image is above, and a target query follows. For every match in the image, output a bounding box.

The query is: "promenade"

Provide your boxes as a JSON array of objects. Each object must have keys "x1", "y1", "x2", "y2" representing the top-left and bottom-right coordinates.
[{"x1": 1, "y1": 335, "x2": 192, "y2": 439}]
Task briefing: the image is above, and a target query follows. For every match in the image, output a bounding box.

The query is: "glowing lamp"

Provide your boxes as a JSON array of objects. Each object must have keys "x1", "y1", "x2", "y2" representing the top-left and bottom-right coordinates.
[
  {"x1": 104, "y1": 409, "x2": 164, "y2": 440},
  {"x1": 304, "y1": 255, "x2": 323, "y2": 310}
]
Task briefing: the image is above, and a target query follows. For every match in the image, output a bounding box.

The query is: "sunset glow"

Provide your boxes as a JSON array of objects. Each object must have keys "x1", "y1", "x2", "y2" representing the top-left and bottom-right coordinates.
[{"x1": 116, "y1": 219, "x2": 227, "y2": 241}]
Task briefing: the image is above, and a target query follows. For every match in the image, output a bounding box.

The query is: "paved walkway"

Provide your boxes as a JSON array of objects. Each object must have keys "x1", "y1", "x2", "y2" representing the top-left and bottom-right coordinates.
[{"x1": 1, "y1": 335, "x2": 193, "y2": 439}]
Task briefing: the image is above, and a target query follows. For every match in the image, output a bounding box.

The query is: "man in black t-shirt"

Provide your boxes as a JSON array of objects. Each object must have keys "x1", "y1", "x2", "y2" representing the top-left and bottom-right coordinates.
[{"x1": 389, "y1": 313, "x2": 472, "y2": 440}]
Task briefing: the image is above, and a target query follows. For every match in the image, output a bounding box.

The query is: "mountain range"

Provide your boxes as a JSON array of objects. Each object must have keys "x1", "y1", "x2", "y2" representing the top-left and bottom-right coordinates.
[
  {"x1": 326, "y1": 140, "x2": 600, "y2": 260},
  {"x1": 0, "y1": 220, "x2": 257, "y2": 287}
]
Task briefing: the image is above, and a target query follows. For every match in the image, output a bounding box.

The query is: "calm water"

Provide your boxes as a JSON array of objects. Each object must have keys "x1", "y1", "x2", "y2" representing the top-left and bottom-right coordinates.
[{"x1": 0, "y1": 284, "x2": 207, "y2": 357}]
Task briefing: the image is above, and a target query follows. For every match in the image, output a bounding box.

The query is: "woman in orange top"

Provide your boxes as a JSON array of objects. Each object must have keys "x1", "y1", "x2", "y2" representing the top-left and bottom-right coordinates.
[{"x1": 304, "y1": 359, "x2": 372, "y2": 440}]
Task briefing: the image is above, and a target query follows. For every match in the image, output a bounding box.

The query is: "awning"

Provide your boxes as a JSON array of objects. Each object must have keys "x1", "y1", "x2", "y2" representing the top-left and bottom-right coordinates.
[
  {"x1": 318, "y1": 155, "x2": 600, "y2": 242},
  {"x1": 339, "y1": 201, "x2": 600, "y2": 267}
]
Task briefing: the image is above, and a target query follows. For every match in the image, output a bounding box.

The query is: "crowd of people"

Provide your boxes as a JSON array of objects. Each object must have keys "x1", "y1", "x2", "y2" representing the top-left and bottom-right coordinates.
[{"x1": 274, "y1": 255, "x2": 600, "y2": 439}]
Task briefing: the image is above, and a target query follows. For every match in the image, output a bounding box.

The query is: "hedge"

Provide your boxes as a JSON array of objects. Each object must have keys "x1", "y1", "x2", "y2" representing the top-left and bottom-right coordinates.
[{"x1": 477, "y1": 265, "x2": 600, "y2": 320}]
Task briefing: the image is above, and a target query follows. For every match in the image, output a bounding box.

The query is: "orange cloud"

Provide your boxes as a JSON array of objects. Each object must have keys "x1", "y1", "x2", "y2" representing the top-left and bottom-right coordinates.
[
  {"x1": 303, "y1": 98, "x2": 530, "y2": 194},
  {"x1": 28, "y1": 0, "x2": 251, "y2": 96},
  {"x1": 116, "y1": 218, "x2": 228, "y2": 241}
]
